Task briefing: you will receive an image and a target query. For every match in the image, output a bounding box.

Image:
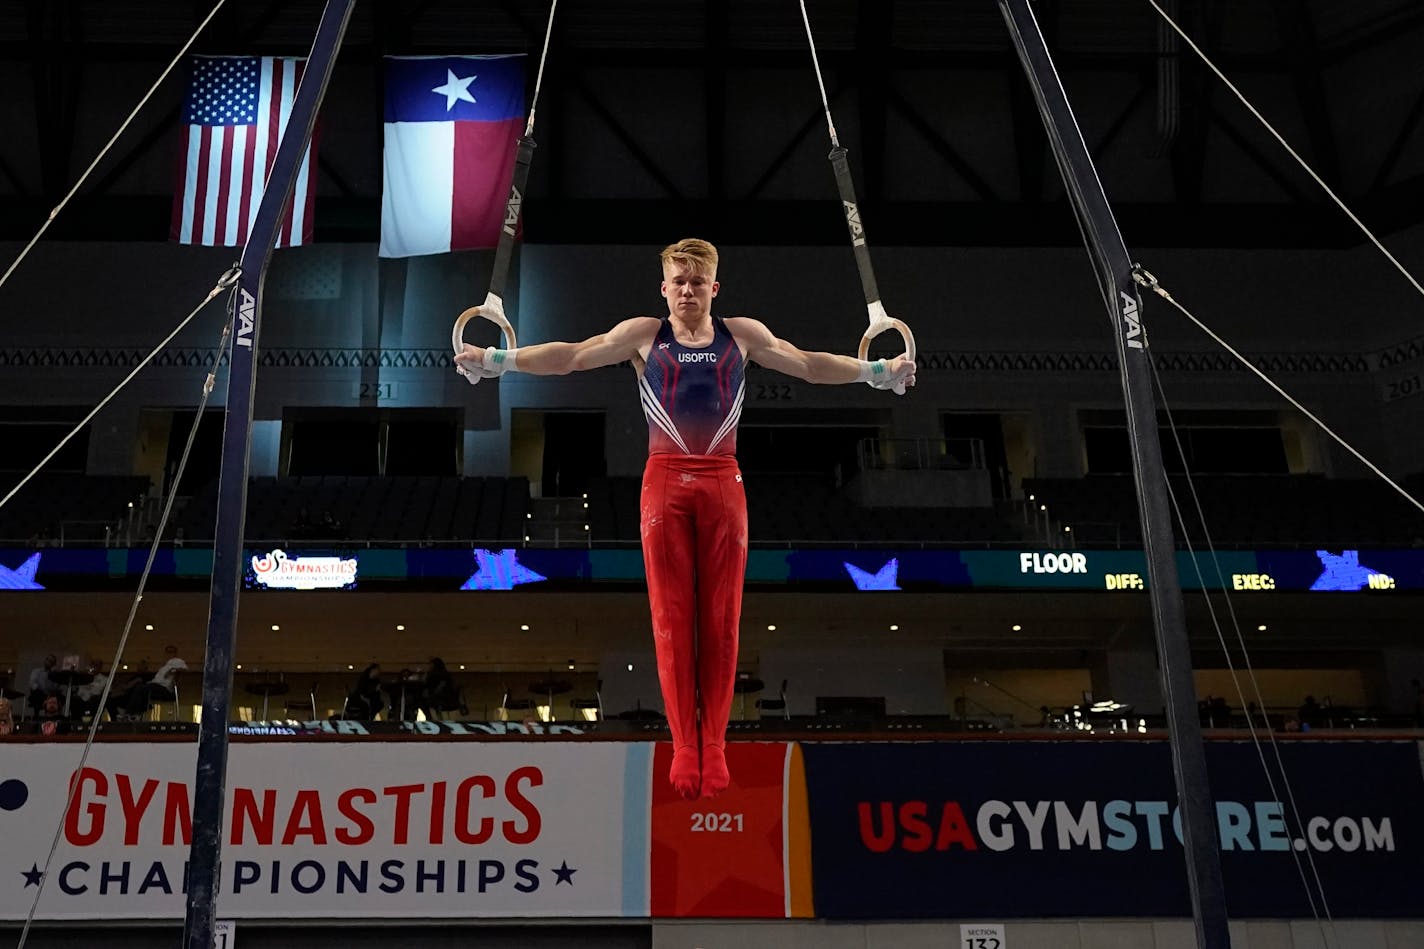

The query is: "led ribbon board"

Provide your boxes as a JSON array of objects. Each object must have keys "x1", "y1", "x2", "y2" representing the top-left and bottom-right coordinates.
[{"x1": 7, "y1": 547, "x2": 1421, "y2": 592}]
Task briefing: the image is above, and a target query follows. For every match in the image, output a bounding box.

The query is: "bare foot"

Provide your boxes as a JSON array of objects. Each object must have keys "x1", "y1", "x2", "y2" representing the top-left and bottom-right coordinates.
[{"x1": 669, "y1": 745, "x2": 700, "y2": 800}]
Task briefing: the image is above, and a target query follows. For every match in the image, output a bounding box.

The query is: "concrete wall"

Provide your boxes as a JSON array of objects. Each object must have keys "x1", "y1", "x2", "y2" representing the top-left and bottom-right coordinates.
[
  {"x1": 653, "y1": 919, "x2": 1424, "y2": 949},
  {"x1": 2, "y1": 234, "x2": 1419, "y2": 484},
  {"x1": 10, "y1": 917, "x2": 1420, "y2": 949}
]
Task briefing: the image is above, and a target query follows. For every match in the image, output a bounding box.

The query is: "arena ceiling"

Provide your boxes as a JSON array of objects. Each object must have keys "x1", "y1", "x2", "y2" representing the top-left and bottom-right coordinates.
[{"x1": 2, "y1": 0, "x2": 1424, "y2": 248}]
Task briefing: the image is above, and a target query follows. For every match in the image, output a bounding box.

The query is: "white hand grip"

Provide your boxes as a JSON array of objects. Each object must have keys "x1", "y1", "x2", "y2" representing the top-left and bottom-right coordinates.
[
  {"x1": 856, "y1": 311, "x2": 917, "y2": 396},
  {"x1": 452, "y1": 292, "x2": 518, "y2": 384}
]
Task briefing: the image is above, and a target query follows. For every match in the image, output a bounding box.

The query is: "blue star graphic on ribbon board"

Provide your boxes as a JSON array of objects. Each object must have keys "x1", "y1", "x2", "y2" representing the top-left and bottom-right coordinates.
[
  {"x1": 21, "y1": 864, "x2": 43, "y2": 888},
  {"x1": 0, "y1": 553, "x2": 43, "y2": 590},
  {"x1": 461, "y1": 549, "x2": 547, "y2": 591},
  {"x1": 1310, "y1": 550, "x2": 1385, "y2": 591},
  {"x1": 551, "y1": 860, "x2": 577, "y2": 885},
  {"x1": 431, "y1": 68, "x2": 477, "y2": 110},
  {"x1": 843, "y1": 558, "x2": 900, "y2": 591}
]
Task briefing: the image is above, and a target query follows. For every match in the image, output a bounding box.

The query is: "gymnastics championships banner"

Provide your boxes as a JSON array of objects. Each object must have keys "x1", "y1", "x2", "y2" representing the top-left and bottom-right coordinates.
[
  {"x1": 801, "y1": 740, "x2": 1424, "y2": 919},
  {"x1": 0, "y1": 742, "x2": 811, "y2": 921},
  {"x1": 380, "y1": 55, "x2": 525, "y2": 258}
]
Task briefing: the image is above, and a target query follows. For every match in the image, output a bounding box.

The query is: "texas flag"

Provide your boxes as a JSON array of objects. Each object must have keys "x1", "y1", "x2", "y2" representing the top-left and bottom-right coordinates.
[{"x1": 380, "y1": 55, "x2": 526, "y2": 258}]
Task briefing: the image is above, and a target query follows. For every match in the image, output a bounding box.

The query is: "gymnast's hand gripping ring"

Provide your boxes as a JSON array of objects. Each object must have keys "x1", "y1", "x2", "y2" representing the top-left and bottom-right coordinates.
[
  {"x1": 452, "y1": 292, "x2": 518, "y2": 384},
  {"x1": 856, "y1": 300, "x2": 917, "y2": 395}
]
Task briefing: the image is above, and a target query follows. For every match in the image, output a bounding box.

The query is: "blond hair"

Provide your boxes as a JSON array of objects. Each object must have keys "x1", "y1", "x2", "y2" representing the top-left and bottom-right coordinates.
[{"x1": 659, "y1": 238, "x2": 718, "y2": 277}]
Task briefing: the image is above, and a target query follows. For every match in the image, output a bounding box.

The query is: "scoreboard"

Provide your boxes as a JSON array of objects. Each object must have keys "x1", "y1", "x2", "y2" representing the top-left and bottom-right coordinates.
[{"x1": 798, "y1": 548, "x2": 1410, "y2": 592}]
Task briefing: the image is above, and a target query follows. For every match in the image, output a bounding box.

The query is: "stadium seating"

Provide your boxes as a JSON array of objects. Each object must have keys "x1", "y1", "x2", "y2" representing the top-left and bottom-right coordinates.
[
  {"x1": 587, "y1": 474, "x2": 1027, "y2": 546},
  {"x1": 172, "y1": 476, "x2": 531, "y2": 544},
  {"x1": 1024, "y1": 475, "x2": 1424, "y2": 548},
  {"x1": 0, "y1": 474, "x2": 151, "y2": 544}
]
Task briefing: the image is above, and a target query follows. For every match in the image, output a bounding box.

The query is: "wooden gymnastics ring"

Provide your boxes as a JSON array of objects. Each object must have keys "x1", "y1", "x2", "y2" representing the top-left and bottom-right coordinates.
[
  {"x1": 856, "y1": 302, "x2": 917, "y2": 395},
  {"x1": 452, "y1": 292, "x2": 518, "y2": 384}
]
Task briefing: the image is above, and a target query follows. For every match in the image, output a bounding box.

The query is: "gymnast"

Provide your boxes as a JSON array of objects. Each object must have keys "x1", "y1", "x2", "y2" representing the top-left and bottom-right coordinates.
[{"x1": 455, "y1": 238, "x2": 915, "y2": 799}]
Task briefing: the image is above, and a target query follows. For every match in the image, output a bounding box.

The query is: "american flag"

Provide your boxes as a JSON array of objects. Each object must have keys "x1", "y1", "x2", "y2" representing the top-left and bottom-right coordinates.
[{"x1": 171, "y1": 55, "x2": 315, "y2": 248}]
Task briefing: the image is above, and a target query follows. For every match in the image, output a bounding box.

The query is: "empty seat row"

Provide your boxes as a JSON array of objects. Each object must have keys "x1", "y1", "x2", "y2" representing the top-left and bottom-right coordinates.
[
  {"x1": 1023, "y1": 475, "x2": 1424, "y2": 547},
  {"x1": 587, "y1": 475, "x2": 1025, "y2": 546},
  {"x1": 173, "y1": 476, "x2": 530, "y2": 544},
  {"x1": 0, "y1": 474, "x2": 151, "y2": 543}
]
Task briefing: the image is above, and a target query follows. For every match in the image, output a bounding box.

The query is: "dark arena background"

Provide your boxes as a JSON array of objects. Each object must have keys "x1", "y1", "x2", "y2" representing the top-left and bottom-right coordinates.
[{"x1": 3, "y1": 1, "x2": 1424, "y2": 948}]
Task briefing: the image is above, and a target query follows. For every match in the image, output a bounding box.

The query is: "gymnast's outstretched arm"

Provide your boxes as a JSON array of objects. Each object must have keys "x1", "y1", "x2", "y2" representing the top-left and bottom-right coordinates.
[
  {"x1": 725, "y1": 316, "x2": 916, "y2": 389},
  {"x1": 454, "y1": 316, "x2": 660, "y2": 378}
]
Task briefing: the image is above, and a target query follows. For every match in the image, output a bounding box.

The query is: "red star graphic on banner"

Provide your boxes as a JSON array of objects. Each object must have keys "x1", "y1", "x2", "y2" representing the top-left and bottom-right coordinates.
[{"x1": 650, "y1": 742, "x2": 789, "y2": 917}]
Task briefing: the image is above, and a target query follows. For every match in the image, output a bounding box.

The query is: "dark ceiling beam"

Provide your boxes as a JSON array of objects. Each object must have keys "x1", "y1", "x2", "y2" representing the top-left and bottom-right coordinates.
[
  {"x1": 372, "y1": 1, "x2": 415, "y2": 52},
  {"x1": 316, "y1": 154, "x2": 357, "y2": 199},
  {"x1": 1153, "y1": 0, "x2": 1179, "y2": 154},
  {"x1": 88, "y1": 108, "x2": 180, "y2": 198},
  {"x1": 1362, "y1": 169, "x2": 1424, "y2": 234},
  {"x1": 572, "y1": 84, "x2": 684, "y2": 200},
  {"x1": 856, "y1": 0, "x2": 894, "y2": 206},
  {"x1": 1369, "y1": 82, "x2": 1424, "y2": 193},
  {"x1": 0, "y1": 195, "x2": 1362, "y2": 249},
  {"x1": 1271, "y1": 0, "x2": 1342, "y2": 190},
  {"x1": 1007, "y1": 0, "x2": 1056, "y2": 203},
  {"x1": 0, "y1": 153, "x2": 27, "y2": 194},
  {"x1": 541, "y1": 10, "x2": 569, "y2": 202},
  {"x1": 192, "y1": 0, "x2": 242, "y2": 54},
  {"x1": 194, "y1": 0, "x2": 285, "y2": 55},
  {"x1": 406, "y1": 0, "x2": 440, "y2": 31},
  {"x1": 886, "y1": 88, "x2": 999, "y2": 202},
  {"x1": 1320, "y1": 5, "x2": 1424, "y2": 66},
  {"x1": 0, "y1": 41, "x2": 1303, "y2": 72},
  {"x1": 1208, "y1": 111, "x2": 1311, "y2": 203},
  {"x1": 26, "y1": 0, "x2": 81, "y2": 198},
  {"x1": 743, "y1": 82, "x2": 848, "y2": 201},
  {"x1": 1008, "y1": 83, "x2": 1040, "y2": 209},
  {"x1": 1167, "y1": 0, "x2": 1215, "y2": 204},
  {"x1": 705, "y1": 0, "x2": 728, "y2": 204},
  {"x1": 491, "y1": 0, "x2": 538, "y2": 38},
  {"x1": 1093, "y1": 77, "x2": 1149, "y2": 166}
]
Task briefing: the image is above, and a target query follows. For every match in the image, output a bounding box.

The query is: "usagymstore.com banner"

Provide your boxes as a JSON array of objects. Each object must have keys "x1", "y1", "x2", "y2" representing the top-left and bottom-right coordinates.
[{"x1": 801, "y1": 740, "x2": 1424, "y2": 919}]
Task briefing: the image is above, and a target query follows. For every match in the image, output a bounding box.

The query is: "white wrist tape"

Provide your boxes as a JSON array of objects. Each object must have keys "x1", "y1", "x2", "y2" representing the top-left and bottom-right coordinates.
[
  {"x1": 856, "y1": 358, "x2": 888, "y2": 384},
  {"x1": 484, "y1": 346, "x2": 519, "y2": 375}
]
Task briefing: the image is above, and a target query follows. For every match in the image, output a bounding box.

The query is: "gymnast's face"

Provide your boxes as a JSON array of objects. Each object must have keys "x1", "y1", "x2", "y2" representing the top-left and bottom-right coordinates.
[{"x1": 661, "y1": 261, "x2": 718, "y2": 322}]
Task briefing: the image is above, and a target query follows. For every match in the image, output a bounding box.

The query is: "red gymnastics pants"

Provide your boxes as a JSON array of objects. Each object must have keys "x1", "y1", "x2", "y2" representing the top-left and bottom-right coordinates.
[{"x1": 640, "y1": 453, "x2": 747, "y2": 794}]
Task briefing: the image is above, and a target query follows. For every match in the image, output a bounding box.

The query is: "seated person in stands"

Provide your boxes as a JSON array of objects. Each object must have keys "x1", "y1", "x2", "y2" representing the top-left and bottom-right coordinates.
[
  {"x1": 106, "y1": 667, "x2": 147, "y2": 719},
  {"x1": 37, "y1": 694, "x2": 67, "y2": 736},
  {"x1": 345, "y1": 663, "x2": 385, "y2": 721},
  {"x1": 292, "y1": 506, "x2": 316, "y2": 539},
  {"x1": 150, "y1": 655, "x2": 187, "y2": 694},
  {"x1": 420, "y1": 657, "x2": 464, "y2": 719},
  {"x1": 71, "y1": 661, "x2": 110, "y2": 721},
  {"x1": 27, "y1": 654, "x2": 57, "y2": 718},
  {"x1": 111, "y1": 656, "x2": 187, "y2": 719}
]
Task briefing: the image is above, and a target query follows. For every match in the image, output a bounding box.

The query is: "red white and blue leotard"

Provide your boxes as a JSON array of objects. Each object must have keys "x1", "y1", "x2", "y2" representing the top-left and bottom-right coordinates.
[
  {"x1": 638, "y1": 317, "x2": 745, "y2": 457},
  {"x1": 637, "y1": 316, "x2": 748, "y2": 799}
]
